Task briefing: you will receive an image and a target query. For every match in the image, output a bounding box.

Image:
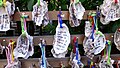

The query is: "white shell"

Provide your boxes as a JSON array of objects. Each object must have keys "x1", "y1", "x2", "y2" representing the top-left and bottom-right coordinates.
[
  {"x1": 100, "y1": 0, "x2": 120, "y2": 25},
  {"x1": 69, "y1": 2, "x2": 85, "y2": 27},
  {"x1": 114, "y1": 28, "x2": 120, "y2": 51},
  {"x1": 32, "y1": 1, "x2": 49, "y2": 26},
  {"x1": 13, "y1": 31, "x2": 34, "y2": 59},
  {"x1": 83, "y1": 31, "x2": 106, "y2": 59},
  {"x1": 53, "y1": 23, "x2": 70, "y2": 55}
]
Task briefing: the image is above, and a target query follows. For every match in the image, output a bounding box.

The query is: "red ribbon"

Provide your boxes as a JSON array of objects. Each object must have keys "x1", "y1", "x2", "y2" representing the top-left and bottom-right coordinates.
[
  {"x1": 114, "y1": 0, "x2": 118, "y2": 3},
  {"x1": 73, "y1": 37, "x2": 77, "y2": 53},
  {"x1": 118, "y1": 28, "x2": 120, "y2": 32}
]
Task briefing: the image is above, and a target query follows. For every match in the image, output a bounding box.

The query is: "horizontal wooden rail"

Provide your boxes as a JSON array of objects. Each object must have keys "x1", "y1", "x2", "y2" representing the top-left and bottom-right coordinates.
[
  {"x1": 13, "y1": 10, "x2": 96, "y2": 21},
  {"x1": 0, "y1": 54, "x2": 120, "y2": 68},
  {"x1": 0, "y1": 33, "x2": 114, "y2": 46}
]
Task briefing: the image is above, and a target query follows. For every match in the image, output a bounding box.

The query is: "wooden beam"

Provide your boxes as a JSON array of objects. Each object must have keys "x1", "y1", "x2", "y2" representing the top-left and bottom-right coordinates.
[
  {"x1": 0, "y1": 33, "x2": 114, "y2": 46},
  {"x1": 13, "y1": 10, "x2": 95, "y2": 21},
  {"x1": 0, "y1": 54, "x2": 119, "y2": 68}
]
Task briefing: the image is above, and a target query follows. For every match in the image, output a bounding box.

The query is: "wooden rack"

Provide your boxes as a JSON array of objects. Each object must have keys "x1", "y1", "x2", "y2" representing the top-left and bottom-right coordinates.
[
  {"x1": 13, "y1": 10, "x2": 95, "y2": 21},
  {"x1": 0, "y1": 54, "x2": 120, "y2": 68},
  {"x1": 0, "y1": 33, "x2": 114, "y2": 46},
  {"x1": 0, "y1": 10, "x2": 119, "y2": 68}
]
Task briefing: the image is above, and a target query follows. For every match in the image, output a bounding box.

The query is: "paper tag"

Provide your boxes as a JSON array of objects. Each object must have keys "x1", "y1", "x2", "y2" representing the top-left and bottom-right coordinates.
[{"x1": 53, "y1": 23, "x2": 70, "y2": 54}]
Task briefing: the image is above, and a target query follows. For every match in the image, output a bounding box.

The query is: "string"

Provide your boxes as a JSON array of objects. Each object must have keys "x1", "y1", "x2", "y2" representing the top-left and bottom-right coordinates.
[
  {"x1": 11, "y1": 41, "x2": 15, "y2": 62},
  {"x1": 75, "y1": 38, "x2": 81, "y2": 64},
  {"x1": 20, "y1": 17, "x2": 25, "y2": 34},
  {"x1": 72, "y1": 0, "x2": 74, "y2": 2},
  {"x1": 90, "y1": 61, "x2": 94, "y2": 68},
  {"x1": 73, "y1": 37, "x2": 76, "y2": 53},
  {"x1": 24, "y1": 17, "x2": 27, "y2": 31},
  {"x1": 93, "y1": 13, "x2": 103, "y2": 36},
  {"x1": 58, "y1": 8, "x2": 63, "y2": 28},
  {"x1": 114, "y1": 0, "x2": 118, "y2": 3},
  {"x1": 5, "y1": 47, "x2": 10, "y2": 66},
  {"x1": 107, "y1": 40, "x2": 111, "y2": 65},
  {"x1": 21, "y1": 13, "x2": 28, "y2": 35},
  {"x1": 40, "y1": 41, "x2": 46, "y2": 68},
  {"x1": 38, "y1": 0, "x2": 40, "y2": 6},
  {"x1": 104, "y1": 46, "x2": 106, "y2": 58},
  {"x1": 76, "y1": 0, "x2": 79, "y2": 3},
  {"x1": 43, "y1": 44, "x2": 46, "y2": 68},
  {"x1": 3, "y1": 0, "x2": 6, "y2": 7},
  {"x1": 91, "y1": 16, "x2": 94, "y2": 41},
  {"x1": 8, "y1": 42, "x2": 12, "y2": 64},
  {"x1": 0, "y1": 0, "x2": 3, "y2": 7}
]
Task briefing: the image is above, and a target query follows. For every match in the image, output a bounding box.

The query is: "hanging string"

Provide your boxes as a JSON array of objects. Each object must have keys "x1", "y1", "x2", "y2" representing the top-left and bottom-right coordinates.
[
  {"x1": 3, "y1": 0, "x2": 6, "y2": 7},
  {"x1": 104, "y1": 45, "x2": 107, "y2": 58},
  {"x1": 90, "y1": 15, "x2": 95, "y2": 41},
  {"x1": 39, "y1": 40, "x2": 46, "y2": 68},
  {"x1": 20, "y1": 17, "x2": 25, "y2": 34},
  {"x1": 60, "y1": 62, "x2": 65, "y2": 68},
  {"x1": 0, "y1": 0, "x2": 3, "y2": 7},
  {"x1": 11, "y1": 41, "x2": 15, "y2": 62},
  {"x1": 38, "y1": 0, "x2": 40, "y2": 6},
  {"x1": 23, "y1": 15, "x2": 27, "y2": 31},
  {"x1": 107, "y1": 40, "x2": 111, "y2": 65},
  {"x1": 73, "y1": 37, "x2": 76, "y2": 53},
  {"x1": 20, "y1": 13, "x2": 28, "y2": 35},
  {"x1": 90, "y1": 61, "x2": 94, "y2": 68},
  {"x1": 58, "y1": 6, "x2": 63, "y2": 28},
  {"x1": 76, "y1": 0, "x2": 79, "y2": 3},
  {"x1": 5, "y1": 47, "x2": 10, "y2": 66},
  {"x1": 75, "y1": 37, "x2": 80, "y2": 64},
  {"x1": 114, "y1": 0, "x2": 118, "y2": 3}
]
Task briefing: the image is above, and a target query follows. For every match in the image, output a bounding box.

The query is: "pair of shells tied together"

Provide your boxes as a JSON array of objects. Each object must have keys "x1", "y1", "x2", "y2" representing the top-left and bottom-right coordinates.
[{"x1": 84, "y1": 12, "x2": 106, "y2": 59}]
